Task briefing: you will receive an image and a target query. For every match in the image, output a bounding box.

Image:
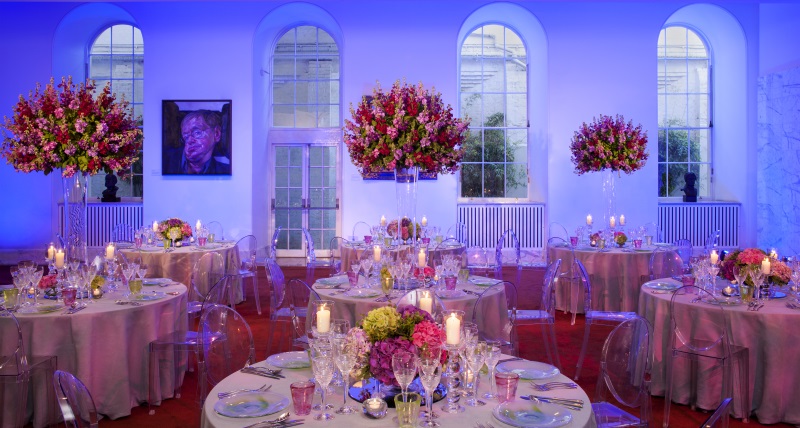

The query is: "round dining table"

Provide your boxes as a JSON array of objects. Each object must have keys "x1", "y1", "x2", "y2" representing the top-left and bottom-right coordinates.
[
  {"x1": 0, "y1": 282, "x2": 187, "y2": 426},
  {"x1": 340, "y1": 241, "x2": 465, "y2": 274},
  {"x1": 120, "y1": 241, "x2": 239, "y2": 288},
  {"x1": 200, "y1": 354, "x2": 596, "y2": 428},
  {"x1": 638, "y1": 277, "x2": 800, "y2": 424},
  {"x1": 549, "y1": 243, "x2": 667, "y2": 313},
  {"x1": 312, "y1": 275, "x2": 510, "y2": 342}
]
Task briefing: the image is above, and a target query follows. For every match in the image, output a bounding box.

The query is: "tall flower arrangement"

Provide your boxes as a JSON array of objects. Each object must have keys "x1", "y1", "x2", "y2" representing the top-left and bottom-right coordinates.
[
  {"x1": 719, "y1": 248, "x2": 791, "y2": 286},
  {"x1": 1, "y1": 77, "x2": 142, "y2": 178},
  {"x1": 570, "y1": 114, "x2": 648, "y2": 175},
  {"x1": 344, "y1": 80, "x2": 469, "y2": 175}
]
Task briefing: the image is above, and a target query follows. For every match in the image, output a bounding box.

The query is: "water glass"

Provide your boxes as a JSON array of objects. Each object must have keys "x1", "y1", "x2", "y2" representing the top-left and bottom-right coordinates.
[
  {"x1": 395, "y1": 392, "x2": 421, "y2": 428},
  {"x1": 290, "y1": 381, "x2": 315, "y2": 415},
  {"x1": 62, "y1": 287, "x2": 77, "y2": 307},
  {"x1": 569, "y1": 236, "x2": 578, "y2": 247},
  {"x1": 364, "y1": 235, "x2": 372, "y2": 245},
  {"x1": 633, "y1": 239, "x2": 643, "y2": 249},
  {"x1": 458, "y1": 269, "x2": 470, "y2": 284},
  {"x1": 444, "y1": 276, "x2": 457, "y2": 291},
  {"x1": 2, "y1": 288, "x2": 20, "y2": 310},
  {"x1": 645, "y1": 235, "x2": 653, "y2": 246},
  {"x1": 347, "y1": 271, "x2": 359, "y2": 287},
  {"x1": 495, "y1": 372, "x2": 520, "y2": 402}
]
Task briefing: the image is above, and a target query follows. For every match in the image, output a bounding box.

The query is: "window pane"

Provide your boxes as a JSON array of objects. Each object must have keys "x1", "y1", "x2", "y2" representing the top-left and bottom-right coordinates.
[
  {"x1": 309, "y1": 209, "x2": 322, "y2": 229},
  {"x1": 111, "y1": 56, "x2": 133, "y2": 78},
  {"x1": 483, "y1": 163, "x2": 505, "y2": 197},
  {"x1": 657, "y1": 130, "x2": 667, "y2": 162},
  {"x1": 483, "y1": 58, "x2": 505, "y2": 92},
  {"x1": 296, "y1": 105, "x2": 316, "y2": 127},
  {"x1": 483, "y1": 129, "x2": 505, "y2": 162},
  {"x1": 460, "y1": 57, "x2": 482, "y2": 92},
  {"x1": 289, "y1": 209, "x2": 302, "y2": 228},
  {"x1": 689, "y1": 129, "x2": 711, "y2": 163},
  {"x1": 90, "y1": 56, "x2": 111, "y2": 78},
  {"x1": 482, "y1": 94, "x2": 504, "y2": 124},
  {"x1": 273, "y1": 80, "x2": 295, "y2": 105},
  {"x1": 658, "y1": 163, "x2": 668, "y2": 197},
  {"x1": 663, "y1": 59, "x2": 688, "y2": 93},
  {"x1": 667, "y1": 164, "x2": 688, "y2": 197},
  {"x1": 505, "y1": 27, "x2": 525, "y2": 59},
  {"x1": 507, "y1": 129, "x2": 527, "y2": 160},
  {"x1": 275, "y1": 146, "x2": 289, "y2": 166},
  {"x1": 288, "y1": 230, "x2": 302, "y2": 250},
  {"x1": 273, "y1": 105, "x2": 294, "y2": 127},
  {"x1": 296, "y1": 80, "x2": 313, "y2": 104},
  {"x1": 694, "y1": 163, "x2": 712, "y2": 197},
  {"x1": 318, "y1": 80, "x2": 339, "y2": 104},
  {"x1": 460, "y1": 164, "x2": 482, "y2": 198},
  {"x1": 506, "y1": 94, "x2": 526, "y2": 127},
  {"x1": 664, "y1": 94, "x2": 687, "y2": 127},
  {"x1": 687, "y1": 59, "x2": 708, "y2": 93},
  {"x1": 666, "y1": 129, "x2": 689, "y2": 162},
  {"x1": 318, "y1": 30, "x2": 337, "y2": 54},
  {"x1": 317, "y1": 56, "x2": 340, "y2": 79},
  {"x1": 460, "y1": 93, "x2": 482, "y2": 124},
  {"x1": 133, "y1": 80, "x2": 143, "y2": 103},
  {"x1": 309, "y1": 167, "x2": 322, "y2": 187},
  {"x1": 275, "y1": 30, "x2": 295, "y2": 54},
  {"x1": 296, "y1": 26, "x2": 317, "y2": 46},
  {"x1": 506, "y1": 163, "x2": 527, "y2": 198},
  {"x1": 273, "y1": 57, "x2": 294, "y2": 80},
  {"x1": 462, "y1": 133, "x2": 482, "y2": 163},
  {"x1": 275, "y1": 167, "x2": 288, "y2": 187},
  {"x1": 507, "y1": 61, "x2": 527, "y2": 93},
  {"x1": 687, "y1": 94, "x2": 709, "y2": 127},
  {"x1": 289, "y1": 165, "x2": 302, "y2": 187}
]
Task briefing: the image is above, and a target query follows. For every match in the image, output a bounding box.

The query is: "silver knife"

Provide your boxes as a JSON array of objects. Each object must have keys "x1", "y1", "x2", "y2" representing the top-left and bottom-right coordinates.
[{"x1": 243, "y1": 419, "x2": 304, "y2": 428}]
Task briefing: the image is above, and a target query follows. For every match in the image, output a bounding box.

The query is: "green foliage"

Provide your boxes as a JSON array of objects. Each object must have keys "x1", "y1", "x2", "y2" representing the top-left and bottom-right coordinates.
[
  {"x1": 461, "y1": 112, "x2": 527, "y2": 198},
  {"x1": 658, "y1": 121, "x2": 705, "y2": 197}
]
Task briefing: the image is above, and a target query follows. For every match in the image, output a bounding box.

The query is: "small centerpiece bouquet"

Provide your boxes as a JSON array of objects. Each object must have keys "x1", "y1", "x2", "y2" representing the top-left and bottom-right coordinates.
[
  {"x1": 719, "y1": 248, "x2": 791, "y2": 286},
  {"x1": 157, "y1": 218, "x2": 193, "y2": 241},
  {"x1": 344, "y1": 80, "x2": 469, "y2": 175},
  {"x1": 613, "y1": 231, "x2": 628, "y2": 247},
  {"x1": 39, "y1": 274, "x2": 59, "y2": 298},
  {"x1": 386, "y1": 218, "x2": 421, "y2": 241},
  {"x1": 345, "y1": 305, "x2": 446, "y2": 386},
  {"x1": 589, "y1": 232, "x2": 602, "y2": 247},
  {"x1": 1, "y1": 77, "x2": 142, "y2": 178},
  {"x1": 570, "y1": 114, "x2": 648, "y2": 175}
]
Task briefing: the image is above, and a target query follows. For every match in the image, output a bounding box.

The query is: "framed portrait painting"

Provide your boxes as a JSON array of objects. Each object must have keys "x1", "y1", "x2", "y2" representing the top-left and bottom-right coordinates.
[{"x1": 162, "y1": 100, "x2": 232, "y2": 175}]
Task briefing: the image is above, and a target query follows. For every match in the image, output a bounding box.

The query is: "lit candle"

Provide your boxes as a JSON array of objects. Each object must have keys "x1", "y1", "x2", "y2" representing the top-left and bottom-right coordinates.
[
  {"x1": 419, "y1": 291, "x2": 433, "y2": 314},
  {"x1": 586, "y1": 214, "x2": 593, "y2": 226},
  {"x1": 55, "y1": 250, "x2": 65, "y2": 269},
  {"x1": 770, "y1": 249, "x2": 778, "y2": 259},
  {"x1": 92, "y1": 287, "x2": 103, "y2": 298},
  {"x1": 761, "y1": 257, "x2": 771, "y2": 275},
  {"x1": 380, "y1": 215, "x2": 386, "y2": 227},
  {"x1": 610, "y1": 216, "x2": 616, "y2": 228},
  {"x1": 196, "y1": 219, "x2": 202, "y2": 231},
  {"x1": 316, "y1": 304, "x2": 330, "y2": 333},
  {"x1": 421, "y1": 216, "x2": 428, "y2": 227},
  {"x1": 47, "y1": 245, "x2": 55, "y2": 260},
  {"x1": 619, "y1": 215, "x2": 626, "y2": 226},
  {"x1": 105, "y1": 243, "x2": 115, "y2": 260},
  {"x1": 724, "y1": 285, "x2": 733, "y2": 296},
  {"x1": 418, "y1": 249, "x2": 426, "y2": 267},
  {"x1": 373, "y1": 245, "x2": 381, "y2": 262},
  {"x1": 710, "y1": 250, "x2": 719, "y2": 265},
  {"x1": 152, "y1": 220, "x2": 158, "y2": 232},
  {"x1": 445, "y1": 313, "x2": 461, "y2": 345}
]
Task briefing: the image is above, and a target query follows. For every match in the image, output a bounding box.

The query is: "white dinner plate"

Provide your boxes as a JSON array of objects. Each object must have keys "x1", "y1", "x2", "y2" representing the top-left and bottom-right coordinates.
[
  {"x1": 643, "y1": 280, "x2": 680, "y2": 291},
  {"x1": 435, "y1": 289, "x2": 467, "y2": 299},
  {"x1": 213, "y1": 391, "x2": 289, "y2": 418},
  {"x1": 139, "y1": 246, "x2": 161, "y2": 252},
  {"x1": 345, "y1": 288, "x2": 382, "y2": 298},
  {"x1": 493, "y1": 400, "x2": 573, "y2": 428},
  {"x1": 142, "y1": 278, "x2": 171, "y2": 286},
  {"x1": 129, "y1": 291, "x2": 166, "y2": 301},
  {"x1": 496, "y1": 360, "x2": 560, "y2": 380},
  {"x1": 653, "y1": 243, "x2": 672, "y2": 248},
  {"x1": 317, "y1": 276, "x2": 349, "y2": 287},
  {"x1": 17, "y1": 303, "x2": 64, "y2": 314},
  {"x1": 265, "y1": 351, "x2": 311, "y2": 369},
  {"x1": 470, "y1": 277, "x2": 499, "y2": 287}
]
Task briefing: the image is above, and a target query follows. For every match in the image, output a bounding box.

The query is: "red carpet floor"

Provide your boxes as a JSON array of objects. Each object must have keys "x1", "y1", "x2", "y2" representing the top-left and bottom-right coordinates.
[{"x1": 3, "y1": 265, "x2": 789, "y2": 427}]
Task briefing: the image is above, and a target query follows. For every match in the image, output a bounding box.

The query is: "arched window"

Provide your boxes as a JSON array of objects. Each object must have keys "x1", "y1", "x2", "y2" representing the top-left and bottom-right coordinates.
[
  {"x1": 270, "y1": 25, "x2": 341, "y2": 257},
  {"x1": 657, "y1": 26, "x2": 711, "y2": 198},
  {"x1": 459, "y1": 24, "x2": 528, "y2": 199},
  {"x1": 88, "y1": 24, "x2": 144, "y2": 199}
]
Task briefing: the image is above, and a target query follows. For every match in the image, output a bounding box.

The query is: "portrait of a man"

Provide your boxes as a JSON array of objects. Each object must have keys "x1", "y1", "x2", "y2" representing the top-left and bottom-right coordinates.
[{"x1": 162, "y1": 100, "x2": 232, "y2": 175}]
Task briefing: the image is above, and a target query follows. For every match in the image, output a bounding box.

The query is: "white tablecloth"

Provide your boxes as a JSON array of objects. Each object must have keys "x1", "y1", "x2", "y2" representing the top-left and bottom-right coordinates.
[
  {"x1": 200, "y1": 355, "x2": 596, "y2": 428},
  {"x1": 0, "y1": 283, "x2": 187, "y2": 425},
  {"x1": 638, "y1": 278, "x2": 800, "y2": 424},
  {"x1": 341, "y1": 242, "x2": 465, "y2": 274},
  {"x1": 550, "y1": 245, "x2": 657, "y2": 313}
]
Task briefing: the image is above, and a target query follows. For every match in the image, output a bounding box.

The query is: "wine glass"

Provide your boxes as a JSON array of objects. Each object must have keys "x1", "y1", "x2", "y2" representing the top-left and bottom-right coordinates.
[
  {"x1": 28, "y1": 268, "x2": 44, "y2": 307},
  {"x1": 169, "y1": 228, "x2": 180, "y2": 250},
  {"x1": 732, "y1": 265, "x2": 745, "y2": 292},
  {"x1": 310, "y1": 346, "x2": 335, "y2": 421},
  {"x1": 136, "y1": 264, "x2": 148, "y2": 281},
  {"x1": 360, "y1": 258, "x2": 373, "y2": 287},
  {"x1": 391, "y1": 351, "x2": 418, "y2": 397},
  {"x1": 482, "y1": 340, "x2": 502, "y2": 399},
  {"x1": 331, "y1": 338, "x2": 358, "y2": 415},
  {"x1": 464, "y1": 342, "x2": 487, "y2": 406},
  {"x1": 121, "y1": 264, "x2": 137, "y2": 298},
  {"x1": 420, "y1": 363, "x2": 443, "y2": 427},
  {"x1": 750, "y1": 266, "x2": 765, "y2": 302},
  {"x1": 380, "y1": 274, "x2": 394, "y2": 303},
  {"x1": 329, "y1": 319, "x2": 350, "y2": 386}
]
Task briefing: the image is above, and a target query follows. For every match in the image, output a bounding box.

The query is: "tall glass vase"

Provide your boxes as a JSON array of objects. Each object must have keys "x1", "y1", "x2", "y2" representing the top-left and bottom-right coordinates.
[
  {"x1": 63, "y1": 171, "x2": 89, "y2": 265},
  {"x1": 602, "y1": 169, "x2": 616, "y2": 232},
  {"x1": 395, "y1": 167, "x2": 419, "y2": 247}
]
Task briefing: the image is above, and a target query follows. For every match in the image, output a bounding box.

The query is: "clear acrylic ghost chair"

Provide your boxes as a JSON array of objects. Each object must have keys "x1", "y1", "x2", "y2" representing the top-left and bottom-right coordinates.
[
  {"x1": 465, "y1": 245, "x2": 492, "y2": 277},
  {"x1": 445, "y1": 222, "x2": 467, "y2": 245},
  {"x1": 205, "y1": 221, "x2": 224, "y2": 242},
  {"x1": 591, "y1": 315, "x2": 652, "y2": 428},
  {"x1": 302, "y1": 227, "x2": 334, "y2": 284},
  {"x1": 471, "y1": 280, "x2": 521, "y2": 357},
  {"x1": 188, "y1": 252, "x2": 226, "y2": 325},
  {"x1": 53, "y1": 370, "x2": 98, "y2": 428},
  {"x1": 395, "y1": 289, "x2": 446, "y2": 319},
  {"x1": 548, "y1": 222, "x2": 570, "y2": 242},
  {"x1": 0, "y1": 310, "x2": 58, "y2": 428},
  {"x1": 351, "y1": 221, "x2": 372, "y2": 241},
  {"x1": 700, "y1": 398, "x2": 732, "y2": 428},
  {"x1": 432, "y1": 238, "x2": 465, "y2": 269},
  {"x1": 289, "y1": 279, "x2": 322, "y2": 349},
  {"x1": 148, "y1": 273, "x2": 235, "y2": 415},
  {"x1": 547, "y1": 237, "x2": 581, "y2": 323},
  {"x1": 494, "y1": 229, "x2": 521, "y2": 284},
  {"x1": 328, "y1": 236, "x2": 351, "y2": 276},
  {"x1": 703, "y1": 230, "x2": 721, "y2": 257},
  {"x1": 574, "y1": 259, "x2": 639, "y2": 380},
  {"x1": 112, "y1": 223, "x2": 136, "y2": 243},
  {"x1": 233, "y1": 234, "x2": 261, "y2": 315},
  {"x1": 673, "y1": 239, "x2": 693, "y2": 267},
  {"x1": 663, "y1": 286, "x2": 749, "y2": 427},
  {"x1": 269, "y1": 226, "x2": 282, "y2": 258},
  {"x1": 265, "y1": 258, "x2": 293, "y2": 356},
  {"x1": 198, "y1": 304, "x2": 255, "y2": 405},
  {"x1": 649, "y1": 249, "x2": 685, "y2": 281}
]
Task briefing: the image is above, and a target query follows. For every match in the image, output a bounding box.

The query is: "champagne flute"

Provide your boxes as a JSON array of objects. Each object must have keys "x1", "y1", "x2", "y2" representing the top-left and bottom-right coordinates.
[
  {"x1": 331, "y1": 338, "x2": 358, "y2": 414},
  {"x1": 482, "y1": 340, "x2": 502, "y2": 399},
  {"x1": 311, "y1": 347, "x2": 335, "y2": 421},
  {"x1": 464, "y1": 342, "x2": 487, "y2": 406},
  {"x1": 391, "y1": 351, "x2": 418, "y2": 397},
  {"x1": 420, "y1": 364, "x2": 443, "y2": 427}
]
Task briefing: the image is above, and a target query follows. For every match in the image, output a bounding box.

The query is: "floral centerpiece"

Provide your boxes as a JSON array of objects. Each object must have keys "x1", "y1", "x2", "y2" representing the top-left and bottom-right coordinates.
[
  {"x1": 344, "y1": 80, "x2": 469, "y2": 175},
  {"x1": 345, "y1": 305, "x2": 446, "y2": 386},
  {"x1": 386, "y1": 218, "x2": 421, "y2": 241},
  {"x1": 570, "y1": 114, "x2": 648, "y2": 175},
  {"x1": 719, "y1": 248, "x2": 791, "y2": 286},
  {"x1": 1, "y1": 77, "x2": 142, "y2": 178},
  {"x1": 613, "y1": 231, "x2": 628, "y2": 247},
  {"x1": 589, "y1": 232, "x2": 601, "y2": 246},
  {"x1": 157, "y1": 218, "x2": 193, "y2": 241},
  {"x1": 40, "y1": 274, "x2": 59, "y2": 298}
]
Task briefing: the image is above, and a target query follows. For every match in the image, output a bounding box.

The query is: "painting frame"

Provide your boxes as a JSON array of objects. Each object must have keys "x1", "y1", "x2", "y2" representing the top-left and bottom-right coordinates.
[{"x1": 162, "y1": 99, "x2": 232, "y2": 176}]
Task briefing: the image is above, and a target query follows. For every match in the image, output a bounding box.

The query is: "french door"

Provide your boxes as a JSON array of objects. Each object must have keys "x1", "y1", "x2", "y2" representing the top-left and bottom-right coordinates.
[{"x1": 272, "y1": 144, "x2": 339, "y2": 258}]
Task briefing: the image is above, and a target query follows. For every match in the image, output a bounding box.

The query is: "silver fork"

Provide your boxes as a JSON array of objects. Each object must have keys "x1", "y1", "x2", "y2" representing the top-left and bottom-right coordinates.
[
  {"x1": 218, "y1": 384, "x2": 271, "y2": 399},
  {"x1": 531, "y1": 382, "x2": 578, "y2": 391}
]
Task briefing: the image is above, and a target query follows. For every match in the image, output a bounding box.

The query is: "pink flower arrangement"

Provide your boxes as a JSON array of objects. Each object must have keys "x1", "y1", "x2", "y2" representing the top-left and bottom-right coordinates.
[
  {"x1": 1, "y1": 77, "x2": 142, "y2": 178},
  {"x1": 386, "y1": 218, "x2": 421, "y2": 241},
  {"x1": 344, "y1": 80, "x2": 469, "y2": 175},
  {"x1": 157, "y1": 218, "x2": 193, "y2": 241},
  {"x1": 38, "y1": 274, "x2": 58, "y2": 290},
  {"x1": 719, "y1": 248, "x2": 791, "y2": 286},
  {"x1": 570, "y1": 114, "x2": 648, "y2": 175}
]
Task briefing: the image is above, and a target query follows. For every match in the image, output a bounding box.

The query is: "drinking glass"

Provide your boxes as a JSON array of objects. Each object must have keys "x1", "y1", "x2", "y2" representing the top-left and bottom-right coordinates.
[
  {"x1": 331, "y1": 338, "x2": 357, "y2": 414},
  {"x1": 122, "y1": 264, "x2": 137, "y2": 297},
  {"x1": 750, "y1": 267, "x2": 766, "y2": 302},
  {"x1": 391, "y1": 351, "x2": 418, "y2": 397},
  {"x1": 732, "y1": 265, "x2": 745, "y2": 291},
  {"x1": 395, "y1": 392, "x2": 421, "y2": 428},
  {"x1": 419, "y1": 363, "x2": 442, "y2": 427},
  {"x1": 482, "y1": 341, "x2": 502, "y2": 399},
  {"x1": 361, "y1": 258, "x2": 373, "y2": 287},
  {"x1": 381, "y1": 275, "x2": 394, "y2": 302},
  {"x1": 311, "y1": 347, "x2": 335, "y2": 421},
  {"x1": 2, "y1": 288, "x2": 20, "y2": 311},
  {"x1": 62, "y1": 286, "x2": 78, "y2": 307},
  {"x1": 495, "y1": 372, "x2": 520, "y2": 402},
  {"x1": 329, "y1": 319, "x2": 350, "y2": 386},
  {"x1": 28, "y1": 268, "x2": 44, "y2": 307},
  {"x1": 464, "y1": 345, "x2": 486, "y2": 406},
  {"x1": 290, "y1": 381, "x2": 315, "y2": 416}
]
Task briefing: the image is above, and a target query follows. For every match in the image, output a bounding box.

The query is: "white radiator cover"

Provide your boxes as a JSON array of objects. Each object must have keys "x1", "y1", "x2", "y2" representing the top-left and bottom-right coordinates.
[
  {"x1": 59, "y1": 202, "x2": 144, "y2": 248},
  {"x1": 457, "y1": 203, "x2": 545, "y2": 249},
  {"x1": 658, "y1": 202, "x2": 740, "y2": 248}
]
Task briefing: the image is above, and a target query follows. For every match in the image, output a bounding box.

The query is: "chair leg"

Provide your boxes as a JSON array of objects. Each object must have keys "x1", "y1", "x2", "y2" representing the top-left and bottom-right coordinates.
[
  {"x1": 574, "y1": 320, "x2": 591, "y2": 380},
  {"x1": 252, "y1": 275, "x2": 261, "y2": 315},
  {"x1": 548, "y1": 323, "x2": 562, "y2": 371},
  {"x1": 266, "y1": 318, "x2": 276, "y2": 356},
  {"x1": 539, "y1": 323, "x2": 554, "y2": 365},
  {"x1": 663, "y1": 353, "x2": 674, "y2": 428},
  {"x1": 148, "y1": 343, "x2": 157, "y2": 415}
]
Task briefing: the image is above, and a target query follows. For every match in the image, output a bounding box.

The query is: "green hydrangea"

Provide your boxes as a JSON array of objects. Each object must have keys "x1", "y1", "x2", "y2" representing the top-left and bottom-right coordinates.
[{"x1": 361, "y1": 306, "x2": 400, "y2": 342}]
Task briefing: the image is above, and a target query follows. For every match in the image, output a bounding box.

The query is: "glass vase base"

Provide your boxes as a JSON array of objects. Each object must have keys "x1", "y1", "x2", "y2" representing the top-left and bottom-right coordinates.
[
  {"x1": 314, "y1": 412, "x2": 335, "y2": 421},
  {"x1": 335, "y1": 405, "x2": 357, "y2": 415},
  {"x1": 440, "y1": 404, "x2": 464, "y2": 414}
]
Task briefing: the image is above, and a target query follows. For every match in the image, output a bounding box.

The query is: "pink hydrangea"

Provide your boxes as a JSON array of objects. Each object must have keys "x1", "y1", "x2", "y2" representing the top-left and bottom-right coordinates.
[
  {"x1": 369, "y1": 337, "x2": 416, "y2": 386},
  {"x1": 38, "y1": 274, "x2": 58, "y2": 290},
  {"x1": 738, "y1": 248, "x2": 766, "y2": 265}
]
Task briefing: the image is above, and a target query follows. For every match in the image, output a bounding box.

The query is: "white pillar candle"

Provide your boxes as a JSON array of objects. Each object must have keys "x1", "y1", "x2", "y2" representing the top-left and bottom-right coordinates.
[
  {"x1": 373, "y1": 245, "x2": 381, "y2": 262},
  {"x1": 619, "y1": 215, "x2": 626, "y2": 226},
  {"x1": 421, "y1": 216, "x2": 428, "y2": 227},
  {"x1": 105, "y1": 243, "x2": 115, "y2": 260},
  {"x1": 47, "y1": 245, "x2": 55, "y2": 260},
  {"x1": 609, "y1": 216, "x2": 616, "y2": 228},
  {"x1": 586, "y1": 214, "x2": 593, "y2": 226},
  {"x1": 445, "y1": 313, "x2": 461, "y2": 345},
  {"x1": 380, "y1": 215, "x2": 386, "y2": 226},
  {"x1": 770, "y1": 249, "x2": 778, "y2": 259},
  {"x1": 419, "y1": 291, "x2": 433, "y2": 314},
  {"x1": 55, "y1": 250, "x2": 65, "y2": 269},
  {"x1": 418, "y1": 249, "x2": 426, "y2": 267},
  {"x1": 152, "y1": 220, "x2": 158, "y2": 232},
  {"x1": 761, "y1": 257, "x2": 771, "y2": 275},
  {"x1": 710, "y1": 250, "x2": 719, "y2": 265},
  {"x1": 196, "y1": 219, "x2": 202, "y2": 231},
  {"x1": 316, "y1": 305, "x2": 330, "y2": 333}
]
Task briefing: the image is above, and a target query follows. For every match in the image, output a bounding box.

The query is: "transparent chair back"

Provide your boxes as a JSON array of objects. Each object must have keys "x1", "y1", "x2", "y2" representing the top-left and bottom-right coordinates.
[
  {"x1": 445, "y1": 222, "x2": 467, "y2": 245},
  {"x1": 643, "y1": 221, "x2": 661, "y2": 243},
  {"x1": 548, "y1": 222, "x2": 569, "y2": 241},
  {"x1": 266, "y1": 258, "x2": 287, "y2": 318},
  {"x1": 234, "y1": 235, "x2": 258, "y2": 274},
  {"x1": 53, "y1": 370, "x2": 98, "y2": 428},
  {"x1": 301, "y1": 228, "x2": 318, "y2": 263},
  {"x1": 206, "y1": 221, "x2": 224, "y2": 241},
  {"x1": 465, "y1": 246, "x2": 488, "y2": 270},
  {"x1": 270, "y1": 226, "x2": 282, "y2": 259},
  {"x1": 671, "y1": 285, "x2": 728, "y2": 354},
  {"x1": 287, "y1": 279, "x2": 322, "y2": 342},
  {"x1": 541, "y1": 259, "x2": 563, "y2": 316},
  {"x1": 593, "y1": 316, "x2": 652, "y2": 427},
  {"x1": 432, "y1": 238, "x2": 464, "y2": 270},
  {"x1": 111, "y1": 223, "x2": 135, "y2": 243},
  {"x1": 199, "y1": 304, "x2": 255, "y2": 394},
  {"x1": 472, "y1": 280, "x2": 516, "y2": 346},
  {"x1": 495, "y1": 229, "x2": 521, "y2": 282},
  {"x1": 351, "y1": 221, "x2": 372, "y2": 241},
  {"x1": 328, "y1": 236, "x2": 350, "y2": 275},
  {"x1": 649, "y1": 249, "x2": 685, "y2": 280},
  {"x1": 673, "y1": 239, "x2": 692, "y2": 266},
  {"x1": 190, "y1": 252, "x2": 226, "y2": 309}
]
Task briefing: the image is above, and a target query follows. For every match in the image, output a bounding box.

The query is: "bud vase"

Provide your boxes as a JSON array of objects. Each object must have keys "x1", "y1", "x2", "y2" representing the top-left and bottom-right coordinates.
[
  {"x1": 395, "y1": 167, "x2": 419, "y2": 246},
  {"x1": 63, "y1": 171, "x2": 89, "y2": 265}
]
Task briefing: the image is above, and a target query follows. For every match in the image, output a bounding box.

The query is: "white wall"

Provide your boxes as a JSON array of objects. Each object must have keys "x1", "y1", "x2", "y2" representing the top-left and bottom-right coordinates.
[
  {"x1": 759, "y1": 3, "x2": 800, "y2": 75},
  {"x1": 0, "y1": 1, "x2": 765, "y2": 256}
]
